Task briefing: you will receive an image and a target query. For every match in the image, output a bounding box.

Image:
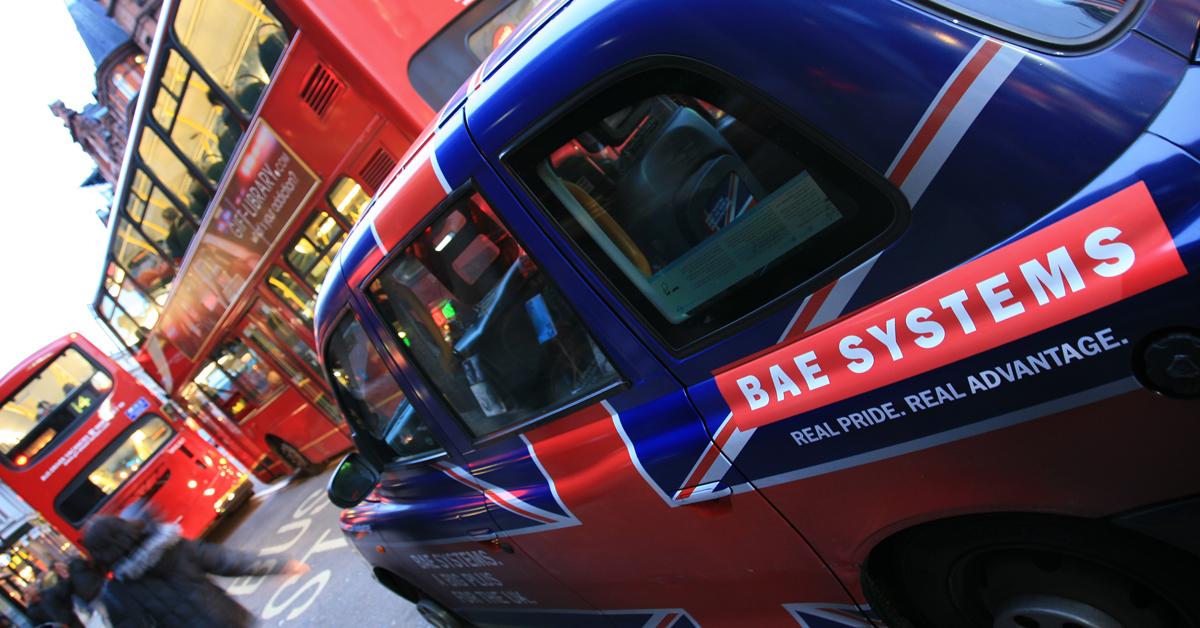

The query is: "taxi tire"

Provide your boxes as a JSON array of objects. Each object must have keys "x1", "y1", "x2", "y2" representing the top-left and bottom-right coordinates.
[
  {"x1": 416, "y1": 596, "x2": 465, "y2": 628},
  {"x1": 866, "y1": 514, "x2": 1200, "y2": 628},
  {"x1": 274, "y1": 439, "x2": 319, "y2": 476}
]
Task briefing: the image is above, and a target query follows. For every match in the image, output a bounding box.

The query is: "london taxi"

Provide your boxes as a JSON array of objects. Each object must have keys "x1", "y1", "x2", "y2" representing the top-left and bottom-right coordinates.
[{"x1": 316, "y1": 0, "x2": 1200, "y2": 625}]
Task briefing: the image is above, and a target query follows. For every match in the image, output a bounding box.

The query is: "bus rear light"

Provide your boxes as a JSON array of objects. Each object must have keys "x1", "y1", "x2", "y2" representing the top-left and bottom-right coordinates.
[{"x1": 14, "y1": 455, "x2": 28, "y2": 466}]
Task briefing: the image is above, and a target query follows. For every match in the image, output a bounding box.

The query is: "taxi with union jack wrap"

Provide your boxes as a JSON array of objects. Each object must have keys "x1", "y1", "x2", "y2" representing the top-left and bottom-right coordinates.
[{"x1": 316, "y1": 0, "x2": 1200, "y2": 625}]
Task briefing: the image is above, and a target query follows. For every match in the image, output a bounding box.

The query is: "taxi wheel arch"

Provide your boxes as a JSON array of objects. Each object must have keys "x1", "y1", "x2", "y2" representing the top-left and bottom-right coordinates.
[
  {"x1": 863, "y1": 513, "x2": 1200, "y2": 628},
  {"x1": 374, "y1": 568, "x2": 469, "y2": 628},
  {"x1": 265, "y1": 435, "x2": 319, "y2": 476}
]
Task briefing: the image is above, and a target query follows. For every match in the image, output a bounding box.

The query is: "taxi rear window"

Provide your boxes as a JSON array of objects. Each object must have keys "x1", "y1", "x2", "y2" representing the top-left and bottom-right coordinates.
[
  {"x1": 409, "y1": 0, "x2": 553, "y2": 109},
  {"x1": 509, "y1": 68, "x2": 904, "y2": 351},
  {"x1": 916, "y1": 0, "x2": 1138, "y2": 45}
]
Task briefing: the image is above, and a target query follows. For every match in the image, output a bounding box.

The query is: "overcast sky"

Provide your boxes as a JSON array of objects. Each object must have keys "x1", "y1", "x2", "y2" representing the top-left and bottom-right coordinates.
[{"x1": 0, "y1": 1, "x2": 122, "y2": 373}]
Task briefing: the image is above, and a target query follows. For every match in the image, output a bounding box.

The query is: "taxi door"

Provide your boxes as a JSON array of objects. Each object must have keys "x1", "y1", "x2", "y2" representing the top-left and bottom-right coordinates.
[
  {"x1": 349, "y1": 110, "x2": 858, "y2": 624},
  {"x1": 320, "y1": 309, "x2": 596, "y2": 618},
  {"x1": 461, "y1": 0, "x2": 1200, "y2": 617}
]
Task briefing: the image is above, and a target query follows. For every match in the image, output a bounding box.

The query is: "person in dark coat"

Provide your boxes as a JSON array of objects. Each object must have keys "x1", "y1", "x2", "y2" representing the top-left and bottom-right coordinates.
[
  {"x1": 28, "y1": 561, "x2": 82, "y2": 628},
  {"x1": 81, "y1": 515, "x2": 306, "y2": 628}
]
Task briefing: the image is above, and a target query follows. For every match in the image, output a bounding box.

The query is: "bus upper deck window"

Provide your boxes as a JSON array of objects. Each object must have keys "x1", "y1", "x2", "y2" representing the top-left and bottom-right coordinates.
[
  {"x1": 137, "y1": 131, "x2": 212, "y2": 214},
  {"x1": 102, "y1": 263, "x2": 160, "y2": 347},
  {"x1": 172, "y1": 0, "x2": 286, "y2": 116},
  {"x1": 127, "y1": 169, "x2": 196, "y2": 263},
  {"x1": 327, "y1": 177, "x2": 371, "y2": 224},
  {"x1": 150, "y1": 50, "x2": 240, "y2": 185},
  {"x1": 112, "y1": 219, "x2": 175, "y2": 304}
]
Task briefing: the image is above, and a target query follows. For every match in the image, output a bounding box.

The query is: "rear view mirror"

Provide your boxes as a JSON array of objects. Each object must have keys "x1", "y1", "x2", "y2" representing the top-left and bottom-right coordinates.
[{"x1": 326, "y1": 452, "x2": 380, "y2": 508}]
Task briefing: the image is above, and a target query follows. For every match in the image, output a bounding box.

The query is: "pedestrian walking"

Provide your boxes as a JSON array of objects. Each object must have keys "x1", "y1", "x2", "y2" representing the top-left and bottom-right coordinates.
[
  {"x1": 81, "y1": 515, "x2": 307, "y2": 628},
  {"x1": 28, "y1": 562, "x2": 82, "y2": 628}
]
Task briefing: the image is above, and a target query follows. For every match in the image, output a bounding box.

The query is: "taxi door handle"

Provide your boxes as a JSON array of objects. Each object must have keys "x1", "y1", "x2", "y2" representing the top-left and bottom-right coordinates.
[
  {"x1": 468, "y1": 529, "x2": 514, "y2": 553},
  {"x1": 468, "y1": 528, "x2": 497, "y2": 542},
  {"x1": 678, "y1": 481, "x2": 733, "y2": 505}
]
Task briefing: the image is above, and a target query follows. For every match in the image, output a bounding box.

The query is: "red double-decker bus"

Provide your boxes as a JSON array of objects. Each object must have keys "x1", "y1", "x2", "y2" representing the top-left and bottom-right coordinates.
[
  {"x1": 0, "y1": 334, "x2": 248, "y2": 546},
  {"x1": 91, "y1": 0, "x2": 556, "y2": 482}
]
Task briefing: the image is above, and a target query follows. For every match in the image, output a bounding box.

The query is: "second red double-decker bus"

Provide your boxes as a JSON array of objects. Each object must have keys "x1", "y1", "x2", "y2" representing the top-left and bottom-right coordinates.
[
  {"x1": 0, "y1": 334, "x2": 248, "y2": 545},
  {"x1": 91, "y1": 0, "x2": 560, "y2": 482}
]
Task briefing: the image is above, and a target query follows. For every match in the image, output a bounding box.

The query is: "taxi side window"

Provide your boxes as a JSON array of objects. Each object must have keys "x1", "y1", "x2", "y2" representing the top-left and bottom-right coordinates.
[
  {"x1": 325, "y1": 316, "x2": 441, "y2": 462},
  {"x1": 510, "y1": 68, "x2": 901, "y2": 350},
  {"x1": 366, "y1": 190, "x2": 618, "y2": 439}
]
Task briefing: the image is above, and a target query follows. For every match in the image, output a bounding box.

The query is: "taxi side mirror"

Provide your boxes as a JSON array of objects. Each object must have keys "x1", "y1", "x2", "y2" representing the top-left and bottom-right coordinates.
[{"x1": 326, "y1": 452, "x2": 380, "y2": 508}]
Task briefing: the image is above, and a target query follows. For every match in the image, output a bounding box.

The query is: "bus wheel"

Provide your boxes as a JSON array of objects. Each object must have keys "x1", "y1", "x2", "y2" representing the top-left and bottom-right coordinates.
[
  {"x1": 866, "y1": 515, "x2": 1200, "y2": 628},
  {"x1": 274, "y1": 440, "x2": 319, "y2": 476}
]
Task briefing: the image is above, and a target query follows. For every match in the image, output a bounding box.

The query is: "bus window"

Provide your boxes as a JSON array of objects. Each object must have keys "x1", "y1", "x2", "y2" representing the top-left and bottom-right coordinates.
[
  {"x1": 244, "y1": 324, "x2": 341, "y2": 423},
  {"x1": 98, "y1": 295, "x2": 146, "y2": 349},
  {"x1": 102, "y1": 264, "x2": 160, "y2": 346},
  {"x1": 265, "y1": 267, "x2": 315, "y2": 323},
  {"x1": 112, "y1": 218, "x2": 174, "y2": 303},
  {"x1": 252, "y1": 299, "x2": 321, "y2": 374},
  {"x1": 127, "y1": 169, "x2": 196, "y2": 263},
  {"x1": 56, "y1": 415, "x2": 173, "y2": 526},
  {"x1": 195, "y1": 339, "x2": 283, "y2": 421},
  {"x1": 0, "y1": 348, "x2": 113, "y2": 465},
  {"x1": 325, "y1": 317, "x2": 439, "y2": 460},
  {"x1": 327, "y1": 177, "x2": 371, "y2": 224},
  {"x1": 192, "y1": 361, "x2": 239, "y2": 407},
  {"x1": 366, "y1": 191, "x2": 617, "y2": 437},
  {"x1": 151, "y1": 50, "x2": 240, "y2": 184},
  {"x1": 285, "y1": 211, "x2": 347, "y2": 291},
  {"x1": 137, "y1": 130, "x2": 212, "y2": 215},
  {"x1": 172, "y1": 0, "x2": 285, "y2": 116},
  {"x1": 193, "y1": 361, "x2": 253, "y2": 422},
  {"x1": 215, "y1": 340, "x2": 282, "y2": 403}
]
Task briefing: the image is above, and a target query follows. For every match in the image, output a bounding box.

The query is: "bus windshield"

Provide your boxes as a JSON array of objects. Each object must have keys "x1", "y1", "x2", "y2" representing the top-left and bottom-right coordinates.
[
  {"x1": 0, "y1": 348, "x2": 113, "y2": 465},
  {"x1": 57, "y1": 416, "x2": 174, "y2": 525}
]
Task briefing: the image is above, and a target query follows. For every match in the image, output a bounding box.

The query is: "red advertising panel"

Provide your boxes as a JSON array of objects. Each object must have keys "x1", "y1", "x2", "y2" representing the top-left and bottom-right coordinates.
[
  {"x1": 159, "y1": 122, "x2": 320, "y2": 359},
  {"x1": 716, "y1": 182, "x2": 1188, "y2": 431}
]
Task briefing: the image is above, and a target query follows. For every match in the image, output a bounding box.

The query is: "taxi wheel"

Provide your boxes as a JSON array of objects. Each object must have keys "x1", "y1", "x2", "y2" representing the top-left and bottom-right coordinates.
[
  {"x1": 866, "y1": 515, "x2": 1200, "y2": 628},
  {"x1": 274, "y1": 440, "x2": 319, "y2": 476},
  {"x1": 416, "y1": 596, "x2": 465, "y2": 628}
]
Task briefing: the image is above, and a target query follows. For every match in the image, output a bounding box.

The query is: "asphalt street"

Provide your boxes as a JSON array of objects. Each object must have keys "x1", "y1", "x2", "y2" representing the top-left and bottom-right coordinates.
[{"x1": 206, "y1": 466, "x2": 426, "y2": 627}]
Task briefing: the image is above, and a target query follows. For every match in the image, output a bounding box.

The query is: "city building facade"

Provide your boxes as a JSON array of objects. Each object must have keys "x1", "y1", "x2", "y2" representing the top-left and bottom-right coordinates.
[{"x1": 52, "y1": 0, "x2": 151, "y2": 190}]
